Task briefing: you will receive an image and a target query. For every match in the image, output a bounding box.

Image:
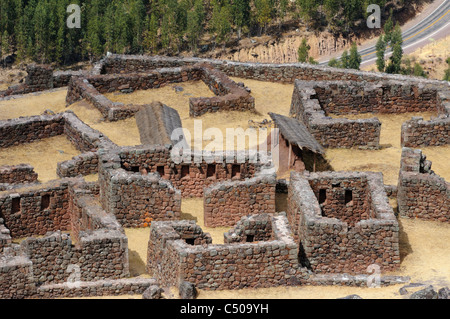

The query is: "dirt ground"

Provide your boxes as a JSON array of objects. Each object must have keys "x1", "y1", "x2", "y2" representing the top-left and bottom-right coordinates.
[{"x1": 0, "y1": 135, "x2": 80, "y2": 182}]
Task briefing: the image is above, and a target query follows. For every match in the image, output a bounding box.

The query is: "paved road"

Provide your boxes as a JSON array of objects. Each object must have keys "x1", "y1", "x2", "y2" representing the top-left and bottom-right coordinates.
[{"x1": 320, "y1": 0, "x2": 450, "y2": 66}]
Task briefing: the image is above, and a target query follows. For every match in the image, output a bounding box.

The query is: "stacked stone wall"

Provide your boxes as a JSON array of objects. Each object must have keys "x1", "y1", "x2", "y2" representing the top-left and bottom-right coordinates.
[
  {"x1": 397, "y1": 148, "x2": 449, "y2": 222},
  {"x1": 203, "y1": 173, "x2": 276, "y2": 227}
]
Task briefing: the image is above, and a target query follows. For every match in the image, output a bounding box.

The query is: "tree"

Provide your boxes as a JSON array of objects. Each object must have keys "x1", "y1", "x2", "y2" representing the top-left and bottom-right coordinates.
[
  {"x1": 143, "y1": 13, "x2": 159, "y2": 54},
  {"x1": 233, "y1": 0, "x2": 250, "y2": 39},
  {"x1": 186, "y1": 0, "x2": 205, "y2": 51},
  {"x1": 348, "y1": 42, "x2": 361, "y2": 70},
  {"x1": 384, "y1": 9, "x2": 394, "y2": 43},
  {"x1": 1, "y1": 30, "x2": 10, "y2": 57},
  {"x1": 297, "y1": 38, "x2": 310, "y2": 63},
  {"x1": 328, "y1": 57, "x2": 341, "y2": 68},
  {"x1": 254, "y1": 0, "x2": 273, "y2": 36},
  {"x1": 375, "y1": 35, "x2": 386, "y2": 72},
  {"x1": 443, "y1": 57, "x2": 450, "y2": 81},
  {"x1": 211, "y1": 1, "x2": 232, "y2": 47},
  {"x1": 386, "y1": 23, "x2": 403, "y2": 74},
  {"x1": 341, "y1": 49, "x2": 349, "y2": 68}
]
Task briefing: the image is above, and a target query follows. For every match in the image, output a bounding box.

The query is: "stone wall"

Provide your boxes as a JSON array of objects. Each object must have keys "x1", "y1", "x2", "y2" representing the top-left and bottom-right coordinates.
[
  {"x1": 397, "y1": 148, "x2": 449, "y2": 223},
  {"x1": 189, "y1": 63, "x2": 255, "y2": 117},
  {"x1": 147, "y1": 214, "x2": 304, "y2": 290},
  {"x1": 57, "y1": 152, "x2": 99, "y2": 178},
  {"x1": 36, "y1": 277, "x2": 156, "y2": 299},
  {"x1": 288, "y1": 171, "x2": 400, "y2": 274},
  {"x1": 401, "y1": 116, "x2": 450, "y2": 147},
  {"x1": 0, "y1": 113, "x2": 65, "y2": 148},
  {"x1": 0, "y1": 65, "x2": 54, "y2": 98},
  {"x1": 0, "y1": 218, "x2": 11, "y2": 253},
  {"x1": 0, "y1": 112, "x2": 116, "y2": 152},
  {"x1": 0, "y1": 247, "x2": 35, "y2": 299},
  {"x1": 0, "y1": 178, "x2": 75, "y2": 239},
  {"x1": 66, "y1": 63, "x2": 254, "y2": 121},
  {"x1": 99, "y1": 147, "x2": 182, "y2": 227},
  {"x1": 0, "y1": 164, "x2": 38, "y2": 185},
  {"x1": 98, "y1": 54, "x2": 449, "y2": 86},
  {"x1": 290, "y1": 80, "x2": 381, "y2": 149},
  {"x1": 311, "y1": 80, "x2": 439, "y2": 115},
  {"x1": 108, "y1": 144, "x2": 272, "y2": 198},
  {"x1": 203, "y1": 172, "x2": 276, "y2": 227},
  {"x1": 223, "y1": 213, "x2": 274, "y2": 243},
  {"x1": 0, "y1": 179, "x2": 132, "y2": 298}
]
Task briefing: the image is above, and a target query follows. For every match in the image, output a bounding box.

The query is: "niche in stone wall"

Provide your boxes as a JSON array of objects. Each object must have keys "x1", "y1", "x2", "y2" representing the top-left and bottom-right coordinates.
[
  {"x1": 11, "y1": 197, "x2": 21, "y2": 214},
  {"x1": 181, "y1": 165, "x2": 190, "y2": 179},
  {"x1": 41, "y1": 194, "x2": 51, "y2": 210},
  {"x1": 156, "y1": 165, "x2": 165, "y2": 178},
  {"x1": 207, "y1": 164, "x2": 216, "y2": 179}
]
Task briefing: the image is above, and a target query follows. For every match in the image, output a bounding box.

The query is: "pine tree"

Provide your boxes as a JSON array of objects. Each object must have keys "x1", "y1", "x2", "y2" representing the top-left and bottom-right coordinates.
[
  {"x1": 386, "y1": 23, "x2": 403, "y2": 74},
  {"x1": 233, "y1": 0, "x2": 250, "y2": 39},
  {"x1": 384, "y1": 9, "x2": 394, "y2": 44},
  {"x1": 143, "y1": 13, "x2": 159, "y2": 54},
  {"x1": 375, "y1": 35, "x2": 386, "y2": 72},
  {"x1": 1, "y1": 30, "x2": 9, "y2": 57},
  {"x1": 444, "y1": 57, "x2": 450, "y2": 81},
  {"x1": 328, "y1": 57, "x2": 341, "y2": 68},
  {"x1": 348, "y1": 42, "x2": 361, "y2": 70},
  {"x1": 297, "y1": 38, "x2": 310, "y2": 63},
  {"x1": 341, "y1": 49, "x2": 349, "y2": 68},
  {"x1": 186, "y1": 0, "x2": 205, "y2": 52},
  {"x1": 254, "y1": 0, "x2": 273, "y2": 36}
]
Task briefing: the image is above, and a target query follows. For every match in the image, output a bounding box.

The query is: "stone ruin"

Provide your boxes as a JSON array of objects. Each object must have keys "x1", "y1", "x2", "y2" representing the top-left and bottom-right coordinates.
[{"x1": 0, "y1": 54, "x2": 449, "y2": 298}]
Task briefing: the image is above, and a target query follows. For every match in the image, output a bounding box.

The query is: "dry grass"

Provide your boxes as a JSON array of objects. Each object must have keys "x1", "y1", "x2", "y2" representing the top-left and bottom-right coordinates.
[
  {"x1": 0, "y1": 135, "x2": 80, "y2": 182},
  {"x1": 106, "y1": 78, "x2": 293, "y2": 150},
  {"x1": 1, "y1": 74, "x2": 449, "y2": 299},
  {"x1": 326, "y1": 111, "x2": 450, "y2": 185},
  {"x1": 0, "y1": 89, "x2": 68, "y2": 121}
]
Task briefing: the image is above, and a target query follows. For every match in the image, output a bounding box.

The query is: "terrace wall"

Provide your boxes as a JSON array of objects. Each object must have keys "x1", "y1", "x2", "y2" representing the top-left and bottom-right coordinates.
[{"x1": 397, "y1": 148, "x2": 449, "y2": 223}]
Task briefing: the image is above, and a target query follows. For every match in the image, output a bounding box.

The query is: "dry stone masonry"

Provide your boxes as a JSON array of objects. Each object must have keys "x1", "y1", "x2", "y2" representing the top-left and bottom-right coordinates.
[
  {"x1": 397, "y1": 148, "x2": 449, "y2": 223},
  {"x1": 1, "y1": 53, "x2": 446, "y2": 298}
]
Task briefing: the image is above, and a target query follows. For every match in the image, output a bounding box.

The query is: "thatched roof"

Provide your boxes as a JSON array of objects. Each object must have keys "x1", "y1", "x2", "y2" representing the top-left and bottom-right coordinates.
[
  {"x1": 136, "y1": 102, "x2": 187, "y2": 147},
  {"x1": 269, "y1": 112, "x2": 325, "y2": 154}
]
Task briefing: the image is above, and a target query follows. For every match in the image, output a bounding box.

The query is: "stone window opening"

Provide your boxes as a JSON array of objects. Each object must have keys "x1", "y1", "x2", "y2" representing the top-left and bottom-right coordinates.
[
  {"x1": 156, "y1": 165, "x2": 165, "y2": 178},
  {"x1": 231, "y1": 164, "x2": 241, "y2": 179},
  {"x1": 318, "y1": 189, "x2": 327, "y2": 205},
  {"x1": 206, "y1": 164, "x2": 216, "y2": 179},
  {"x1": 130, "y1": 166, "x2": 140, "y2": 173},
  {"x1": 181, "y1": 165, "x2": 190, "y2": 179},
  {"x1": 41, "y1": 194, "x2": 51, "y2": 210},
  {"x1": 11, "y1": 197, "x2": 21, "y2": 214},
  {"x1": 344, "y1": 189, "x2": 353, "y2": 206},
  {"x1": 185, "y1": 238, "x2": 196, "y2": 245},
  {"x1": 246, "y1": 235, "x2": 255, "y2": 242}
]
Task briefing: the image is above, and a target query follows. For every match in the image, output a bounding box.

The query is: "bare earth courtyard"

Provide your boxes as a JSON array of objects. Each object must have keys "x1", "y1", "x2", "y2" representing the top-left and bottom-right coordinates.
[{"x1": 0, "y1": 55, "x2": 449, "y2": 299}]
